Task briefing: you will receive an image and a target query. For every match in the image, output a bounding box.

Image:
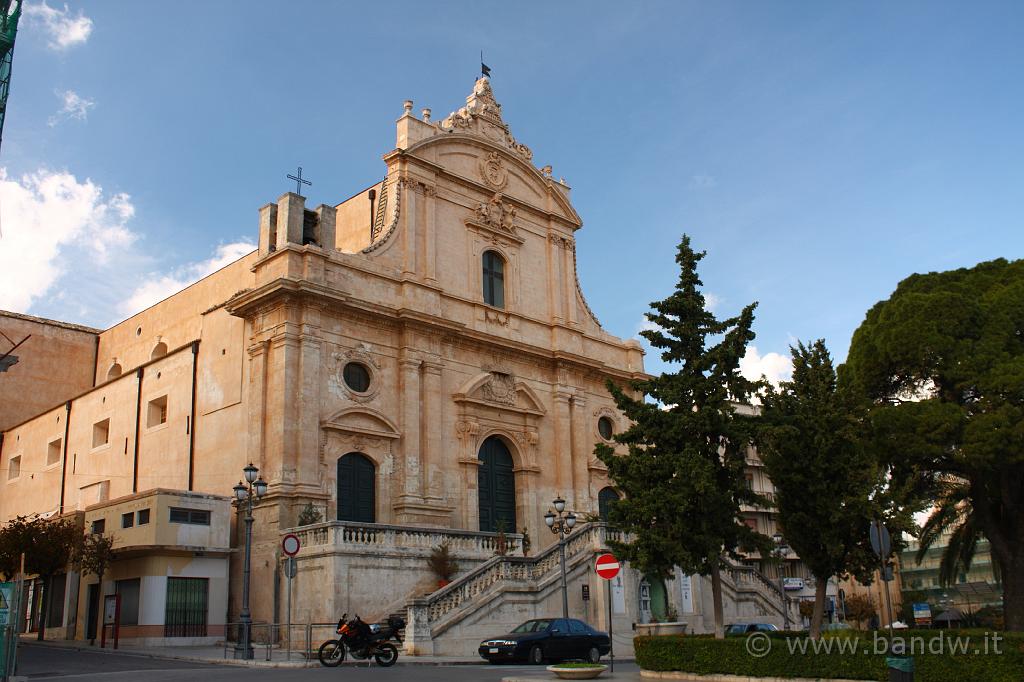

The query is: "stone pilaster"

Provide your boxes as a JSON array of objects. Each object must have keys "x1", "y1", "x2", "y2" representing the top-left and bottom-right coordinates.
[
  {"x1": 399, "y1": 356, "x2": 423, "y2": 499},
  {"x1": 553, "y1": 390, "x2": 574, "y2": 507},
  {"x1": 570, "y1": 393, "x2": 589, "y2": 509},
  {"x1": 422, "y1": 361, "x2": 443, "y2": 495}
]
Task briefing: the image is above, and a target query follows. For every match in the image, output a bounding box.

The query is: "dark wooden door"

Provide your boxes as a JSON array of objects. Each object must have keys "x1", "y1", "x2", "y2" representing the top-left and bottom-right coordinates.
[
  {"x1": 478, "y1": 436, "x2": 515, "y2": 532},
  {"x1": 85, "y1": 583, "x2": 100, "y2": 641},
  {"x1": 338, "y1": 453, "x2": 376, "y2": 523}
]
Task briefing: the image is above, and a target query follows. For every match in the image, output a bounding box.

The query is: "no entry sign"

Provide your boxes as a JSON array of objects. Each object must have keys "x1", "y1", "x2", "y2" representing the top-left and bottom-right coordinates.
[
  {"x1": 595, "y1": 553, "x2": 620, "y2": 580},
  {"x1": 282, "y1": 533, "x2": 301, "y2": 557}
]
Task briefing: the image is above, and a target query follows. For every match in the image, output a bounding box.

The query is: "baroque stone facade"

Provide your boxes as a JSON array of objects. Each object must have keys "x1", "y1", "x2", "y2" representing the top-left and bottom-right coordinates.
[{"x1": 0, "y1": 77, "x2": 647, "y2": 641}]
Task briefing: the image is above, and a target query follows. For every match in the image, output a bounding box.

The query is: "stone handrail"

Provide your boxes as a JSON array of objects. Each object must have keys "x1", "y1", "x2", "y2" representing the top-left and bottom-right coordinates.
[
  {"x1": 285, "y1": 521, "x2": 522, "y2": 559},
  {"x1": 411, "y1": 522, "x2": 611, "y2": 629}
]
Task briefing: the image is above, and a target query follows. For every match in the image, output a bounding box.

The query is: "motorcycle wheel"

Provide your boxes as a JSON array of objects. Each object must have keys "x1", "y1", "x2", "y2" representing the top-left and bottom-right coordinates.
[
  {"x1": 318, "y1": 640, "x2": 346, "y2": 667},
  {"x1": 374, "y1": 642, "x2": 399, "y2": 667}
]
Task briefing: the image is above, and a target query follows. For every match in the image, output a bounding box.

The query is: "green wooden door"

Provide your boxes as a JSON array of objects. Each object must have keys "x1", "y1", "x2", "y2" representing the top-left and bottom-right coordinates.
[
  {"x1": 478, "y1": 437, "x2": 515, "y2": 532},
  {"x1": 337, "y1": 453, "x2": 375, "y2": 523}
]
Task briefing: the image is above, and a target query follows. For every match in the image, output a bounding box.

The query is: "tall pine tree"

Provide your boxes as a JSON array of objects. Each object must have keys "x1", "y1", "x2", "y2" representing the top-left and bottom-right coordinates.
[
  {"x1": 758, "y1": 340, "x2": 878, "y2": 639},
  {"x1": 596, "y1": 235, "x2": 766, "y2": 639}
]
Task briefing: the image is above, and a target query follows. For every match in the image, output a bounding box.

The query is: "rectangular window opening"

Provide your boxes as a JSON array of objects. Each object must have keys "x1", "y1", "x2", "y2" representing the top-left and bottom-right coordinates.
[
  {"x1": 116, "y1": 578, "x2": 141, "y2": 626},
  {"x1": 169, "y1": 507, "x2": 210, "y2": 526},
  {"x1": 7, "y1": 455, "x2": 21, "y2": 480},
  {"x1": 137, "y1": 508, "x2": 150, "y2": 525},
  {"x1": 121, "y1": 512, "x2": 134, "y2": 529},
  {"x1": 147, "y1": 395, "x2": 168, "y2": 428},
  {"x1": 47, "y1": 439, "x2": 62, "y2": 466},
  {"x1": 91, "y1": 518, "x2": 106, "y2": 534},
  {"x1": 92, "y1": 419, "x2": 110, "y2": 448}
]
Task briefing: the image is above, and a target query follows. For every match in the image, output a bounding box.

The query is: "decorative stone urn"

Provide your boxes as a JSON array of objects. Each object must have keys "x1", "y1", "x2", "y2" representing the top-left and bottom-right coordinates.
[
  {"x1": 634, "y1": 622, "x2": 688, "y2": 636},
  {"x1": 546, "y1": 664, "x2": 608, "y2": 680}
]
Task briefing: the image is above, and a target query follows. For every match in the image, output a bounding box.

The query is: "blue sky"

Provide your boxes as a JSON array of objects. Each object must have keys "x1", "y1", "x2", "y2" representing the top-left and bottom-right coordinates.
[{"x1": 2, "y1": 1, "x2": 1022, "y2": 380}]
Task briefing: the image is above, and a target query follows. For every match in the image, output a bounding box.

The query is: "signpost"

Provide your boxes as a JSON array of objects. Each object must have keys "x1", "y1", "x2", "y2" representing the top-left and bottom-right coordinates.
[
  {"x1": 101, "y1": 594, "x2": 120, "y2": 650},
  {"x1": 281, "y1": 533, "x2": 301, "y2": 660},
  {"x1": 912, "y1": 602, "x2": 932, "y2": 627},
  {"x1": 595, "y1": 553, "x2": 620, "y2": 672},
  {"x1": 869, "y1": 520, "x2": 894, "y2": 635}
]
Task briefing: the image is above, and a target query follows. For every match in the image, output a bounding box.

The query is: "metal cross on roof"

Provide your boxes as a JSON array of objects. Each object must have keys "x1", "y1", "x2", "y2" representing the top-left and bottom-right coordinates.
[{"x1": 287, "y1": 166, "x2": 312, "y2": 196}]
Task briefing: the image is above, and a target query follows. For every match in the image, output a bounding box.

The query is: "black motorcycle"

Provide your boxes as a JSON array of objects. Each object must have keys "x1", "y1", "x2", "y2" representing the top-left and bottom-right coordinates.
[{"x1": 318, "y1": 613, "x2": 404, "y2": 667}]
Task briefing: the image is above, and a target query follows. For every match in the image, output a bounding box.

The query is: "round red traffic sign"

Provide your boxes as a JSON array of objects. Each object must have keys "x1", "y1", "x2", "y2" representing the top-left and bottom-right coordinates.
[
  {"x1": 282, "y1": 533, "x2": 301, "y2": 557},
  {"x1": 595, "y1": 553, "x2": 620, "y2": 580}
]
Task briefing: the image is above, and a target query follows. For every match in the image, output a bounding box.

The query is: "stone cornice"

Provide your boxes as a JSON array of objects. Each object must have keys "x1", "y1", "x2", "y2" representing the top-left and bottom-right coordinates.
[{"x1": 226, "y1": 277, "x2": 648, "y2": 383}]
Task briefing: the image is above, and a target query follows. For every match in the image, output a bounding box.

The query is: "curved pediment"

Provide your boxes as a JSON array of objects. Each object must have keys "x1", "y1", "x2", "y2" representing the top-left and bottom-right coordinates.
[
  {"x1": 406, "y1": 135, "x2": 580, "y2": 228},
  {"x1": 321, "y1": 407, "x2": 401, "y2": 439},
  {"x1": 453, "y1": 371, "x2": 546, "y2": 416}
]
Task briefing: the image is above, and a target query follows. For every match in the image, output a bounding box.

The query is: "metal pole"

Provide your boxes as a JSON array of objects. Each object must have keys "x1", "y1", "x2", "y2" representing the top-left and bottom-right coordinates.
[
  {"x1": 777, "y1": 552, "x2": 790, "y2": 630},
  {"x1": 607, "y1": 578, "x2": 614, "y2": 673},
  {"x1": 286, "y1": 564, "x2": 292, "y2": 661},
  {"x1": 235, "y1": 493, "x2": 254, "y2": 659},
  {"x1": 558, "y1": 529, "x2": 568, "y2": 619}
]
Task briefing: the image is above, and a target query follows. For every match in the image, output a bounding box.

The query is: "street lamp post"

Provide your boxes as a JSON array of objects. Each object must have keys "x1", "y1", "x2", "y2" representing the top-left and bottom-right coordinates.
[
  {"x1": 772, "y1": 533, "x2": 791, "y2": 630},
  {"x1": 233, "y1": 463, "x2": 268, "y2": 660},
  {"x1": 544, "y1": 496, "x2": 577, "y2": 620}
]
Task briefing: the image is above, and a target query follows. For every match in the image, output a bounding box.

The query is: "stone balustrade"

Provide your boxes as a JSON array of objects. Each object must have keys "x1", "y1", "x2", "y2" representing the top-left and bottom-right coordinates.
[
  {"x1": 284, "y1": 521, "x2": 522, "y2": 560},
  {"x1": 404, "y1": 522, "x2": 615, "y2": 652}
]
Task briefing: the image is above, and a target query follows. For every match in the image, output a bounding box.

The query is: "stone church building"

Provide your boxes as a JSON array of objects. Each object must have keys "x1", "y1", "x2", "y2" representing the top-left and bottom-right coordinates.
[{"x1": 1, "y1": 78, "x2": 799, "y2": 653}]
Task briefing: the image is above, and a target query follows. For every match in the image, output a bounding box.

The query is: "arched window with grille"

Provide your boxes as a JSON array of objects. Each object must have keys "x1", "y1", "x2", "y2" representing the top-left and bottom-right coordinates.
[
  {"x1": 482, "y1": 250, "x2": 505, "y2": 308},
  {"x1": 598, "y1": 486, "x2": 620, "y2": 522}
]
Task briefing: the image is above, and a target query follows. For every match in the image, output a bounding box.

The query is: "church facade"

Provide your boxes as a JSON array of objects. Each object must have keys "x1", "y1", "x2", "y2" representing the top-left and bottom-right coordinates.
[{"x1": 1, "y1": 78, "x2": 662, "y2": 648}]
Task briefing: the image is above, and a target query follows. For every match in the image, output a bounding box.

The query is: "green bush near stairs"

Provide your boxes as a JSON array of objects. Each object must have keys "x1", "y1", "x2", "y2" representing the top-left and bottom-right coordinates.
[{"x1": 634, "y1": 630, "x2": 1024, "y2": 682}]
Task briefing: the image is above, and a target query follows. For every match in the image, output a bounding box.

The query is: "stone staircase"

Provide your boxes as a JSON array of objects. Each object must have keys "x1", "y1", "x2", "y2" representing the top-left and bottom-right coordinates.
[
  {"x1": 404, "y1": 522, "x2": 615, "y2": 654},
  {"x1": 401, "y1": 523, "x2": 797, "y2": 654}
]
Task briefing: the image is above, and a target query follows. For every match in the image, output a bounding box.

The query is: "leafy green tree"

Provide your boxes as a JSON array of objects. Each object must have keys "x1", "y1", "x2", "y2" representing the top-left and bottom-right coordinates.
[
  {"x1": 758, "y1": 340, "x2": 879, "y2": 638},
  {"x1": 843, "y1": 593, "x2": 876, "y2": 629},
  {"x1": 27, "y1": 517, "x2": 81, "y2": 640},
  {"x1": 77, "y1": 532, "x2": 117, "y2": 645},
  {"x1": 0, "y1": 515, "x2": 33, "y2": 580},
  {"x1": 843, "y1": 258, "x2": 1024, "y2": 630},
  {"x1": 596, "y1": 235, "x2": 767, "y2": 639}
]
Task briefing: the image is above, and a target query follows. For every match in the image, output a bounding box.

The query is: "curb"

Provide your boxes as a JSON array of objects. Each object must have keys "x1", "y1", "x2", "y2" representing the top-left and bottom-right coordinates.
[{"x1": 19, "y1": 641, "x2": 487, "y2": 668}]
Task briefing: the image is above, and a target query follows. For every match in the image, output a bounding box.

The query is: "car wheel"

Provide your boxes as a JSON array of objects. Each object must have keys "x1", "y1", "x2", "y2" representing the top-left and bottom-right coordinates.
[
  {"x1": 587, "y1": 646, "x2": 601, "y2": 663},
  {"x1": 528, "y1": 645, "x2": 544, "y2": 665}
]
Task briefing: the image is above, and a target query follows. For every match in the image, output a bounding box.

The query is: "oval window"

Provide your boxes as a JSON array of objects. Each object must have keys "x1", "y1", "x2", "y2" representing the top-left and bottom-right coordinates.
[
  {"x1": 598, "y1": 416, "x2": 614, "y2": 440},
  {"x1": 343, "y1": 362, "x2": 371, "y2": 393}
]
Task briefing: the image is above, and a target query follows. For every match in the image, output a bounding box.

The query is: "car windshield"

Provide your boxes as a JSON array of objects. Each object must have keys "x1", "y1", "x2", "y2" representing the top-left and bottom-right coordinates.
[
  {"x1": 512, "y1": 619, "x2": 551, "y2": 633},
  {"x1": 725, "y1": 625, "x2": 746, "y2": 634}
]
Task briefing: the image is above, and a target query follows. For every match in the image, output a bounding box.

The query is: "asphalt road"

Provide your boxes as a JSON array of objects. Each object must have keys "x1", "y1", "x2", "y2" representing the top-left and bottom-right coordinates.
[{"x1": 15, "y1": 644, "x2": 642, "y2": 681}]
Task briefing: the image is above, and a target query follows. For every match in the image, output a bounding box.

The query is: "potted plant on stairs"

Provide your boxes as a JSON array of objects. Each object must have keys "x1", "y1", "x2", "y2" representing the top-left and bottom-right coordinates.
[{"x1": 427, "y1": 543, "x2": 459, "y2": 588}]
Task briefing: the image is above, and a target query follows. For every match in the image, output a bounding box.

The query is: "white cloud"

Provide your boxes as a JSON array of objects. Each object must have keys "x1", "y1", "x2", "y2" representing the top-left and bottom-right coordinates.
[
  {"x1": 118, "y1": 241, "x2": 255, "y2": 317},
  {"x1": 688, "y1": 173, "x2": 717, "y2": 190},
  {"x1": 0, "y1": 168, "x2": 136, "y2": 312},
  {"x1": 47, "y1": 89, "x2": 95, "y2": 127},
  {"x1": 739, "y1": 346, "x2": 792, "y2": 387},
  {"x1": 23, "y1": 1, "x2": 93, "y2": 50}
]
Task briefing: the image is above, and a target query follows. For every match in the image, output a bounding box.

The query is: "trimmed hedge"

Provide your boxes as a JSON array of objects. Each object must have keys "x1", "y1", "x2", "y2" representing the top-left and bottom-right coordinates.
[{"x1": 634, "y1": 630, "x2": 1024, "y2": 682}]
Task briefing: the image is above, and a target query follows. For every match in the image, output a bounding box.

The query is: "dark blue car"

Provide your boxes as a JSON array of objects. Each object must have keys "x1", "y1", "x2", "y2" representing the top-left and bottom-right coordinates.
[{"x1": 478, "y1": 618, "x2": 611, "y2": 664}]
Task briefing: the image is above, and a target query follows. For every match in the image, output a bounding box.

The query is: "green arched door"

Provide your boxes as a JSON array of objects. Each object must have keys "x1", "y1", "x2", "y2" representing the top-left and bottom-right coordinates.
[
  {"x1": 478, "y1": 436, "x2": 516, "y2": 532},
  {"x1": 337, "y1": 453, "x2": 375, "y2": 523}
]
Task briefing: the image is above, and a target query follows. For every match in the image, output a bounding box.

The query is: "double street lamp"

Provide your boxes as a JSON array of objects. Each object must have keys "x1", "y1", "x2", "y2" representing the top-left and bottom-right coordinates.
[
  {"x1": 233, "y1": 463, "x2": 268, "y2": 660},
  {"x1": 772, "y1": 533, "x2": 791, "y2": 630},
  {"x1": 544, "y1": 496, "x2": 577, "y2": 619}
]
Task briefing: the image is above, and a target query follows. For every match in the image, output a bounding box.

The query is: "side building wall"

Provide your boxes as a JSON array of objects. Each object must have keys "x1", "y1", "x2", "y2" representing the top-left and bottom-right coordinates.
[{"x1": 0, "y1": 311, "x2": 98, "y2": 432}]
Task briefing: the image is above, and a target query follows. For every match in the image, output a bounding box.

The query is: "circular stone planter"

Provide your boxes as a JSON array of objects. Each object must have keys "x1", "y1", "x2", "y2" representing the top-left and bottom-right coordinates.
[{"x1": 546, "y1": 664, "x2": 608, "y2": 680}]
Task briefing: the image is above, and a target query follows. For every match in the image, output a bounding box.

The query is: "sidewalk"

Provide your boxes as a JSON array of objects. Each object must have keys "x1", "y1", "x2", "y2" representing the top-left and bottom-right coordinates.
[{"x1": 20, "y1": 636, "x2": 485, "y2": 668}]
